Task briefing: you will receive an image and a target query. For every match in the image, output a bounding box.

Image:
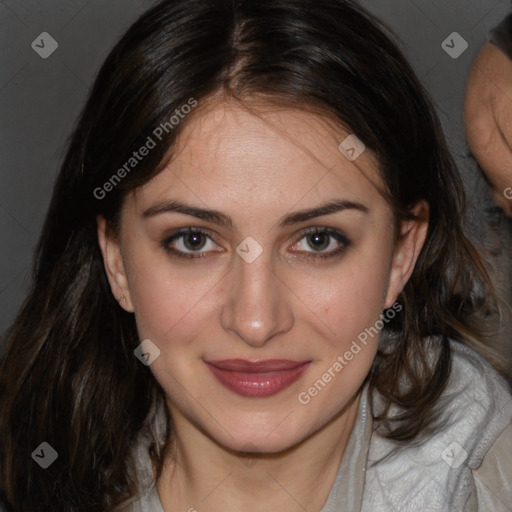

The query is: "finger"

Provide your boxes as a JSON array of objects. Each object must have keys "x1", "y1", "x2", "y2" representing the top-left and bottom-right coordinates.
[{"x1": 465, "y1": 105, "x2": 512, "y2": 215}]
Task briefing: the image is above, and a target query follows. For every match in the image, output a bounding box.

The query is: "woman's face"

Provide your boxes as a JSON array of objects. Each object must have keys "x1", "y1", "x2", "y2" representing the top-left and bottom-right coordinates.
[{"x1": 98, "y1": 99, "x2": 427, "y2": 453}]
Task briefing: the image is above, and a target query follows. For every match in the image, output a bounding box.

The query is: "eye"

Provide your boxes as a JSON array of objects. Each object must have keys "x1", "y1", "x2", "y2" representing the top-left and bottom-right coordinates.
[
  {"x1": 289, "y1": 228, "x2": 351, "y2": 261},
  {"x1": 161, "y1": 228, "x2": 221, "y2": 259},
  {"x1": 161, "y1": 227, "x2": 351, "y2": 261}
]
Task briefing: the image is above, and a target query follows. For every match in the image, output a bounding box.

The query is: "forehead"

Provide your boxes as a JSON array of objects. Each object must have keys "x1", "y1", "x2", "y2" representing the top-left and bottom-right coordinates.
[{"x1": 131, "y1": 98, "x2": 387, "y2": 220}]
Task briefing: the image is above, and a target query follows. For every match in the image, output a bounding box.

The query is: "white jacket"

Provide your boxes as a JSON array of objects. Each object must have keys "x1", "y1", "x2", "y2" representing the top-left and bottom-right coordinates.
[{"x1": 115, "y1": 340, "x2": 512, "y2": 511}]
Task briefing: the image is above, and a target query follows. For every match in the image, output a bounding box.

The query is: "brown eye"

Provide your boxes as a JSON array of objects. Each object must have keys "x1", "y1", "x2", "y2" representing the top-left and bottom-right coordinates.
[
  {"x1": 290, "y1": 228, "x2": 351, "y2": 261},
  {"x1": 161, "y1": 228, "x2": 221, "y2": 259},
  {"x1": 306, "y1": 232, "x2": 331, "y2": 251},
  {"x1": 182, "y1": 231, "x2": 207, "y2": 251}
]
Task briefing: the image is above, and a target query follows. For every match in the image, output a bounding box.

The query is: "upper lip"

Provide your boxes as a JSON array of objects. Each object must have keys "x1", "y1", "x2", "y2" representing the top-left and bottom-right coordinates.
[{"x1": 205, "y1": 359, "x2": 310, "y2": 373}]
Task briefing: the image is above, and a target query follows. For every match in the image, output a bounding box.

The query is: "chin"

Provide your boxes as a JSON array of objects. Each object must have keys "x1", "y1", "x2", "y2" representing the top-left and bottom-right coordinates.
[
  {"x1": 223, "y1": 435, "x2": 303, "y2": 457},
  {"x1": 210, "y1": 414, "x2": 312, "y2": 455}
]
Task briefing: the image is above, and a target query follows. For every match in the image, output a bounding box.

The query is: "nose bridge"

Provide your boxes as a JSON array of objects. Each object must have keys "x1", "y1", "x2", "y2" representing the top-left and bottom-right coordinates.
[{"x1": 220, "y1": 243, "x2": 293, "y2": 347}]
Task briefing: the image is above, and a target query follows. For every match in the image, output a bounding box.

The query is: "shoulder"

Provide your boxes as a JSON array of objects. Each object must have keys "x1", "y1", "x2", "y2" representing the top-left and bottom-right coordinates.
[
  {"x1": 446, "y1": 338, "x2": 511, "y2": 408},
  {"x1": 444, "y1": 339, "x2": 512, "y2": 463},
  {"x1": 362, "y1": 338, "x2": 512, "y2": 511},
  {"x1": 465, "y1": 423, "x2": 512, "y2": 511},
  {"x1": 421, "y1": 339, "x2": 512, "y2": 471},
  {"x1": 450, "y1": 341, "x2": 512, "y2": 510}
]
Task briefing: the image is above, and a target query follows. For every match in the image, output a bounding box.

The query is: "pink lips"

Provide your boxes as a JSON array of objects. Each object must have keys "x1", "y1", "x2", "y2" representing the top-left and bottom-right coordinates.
[{"x1": 204, "y1": 359, "x2": 311, "y2": 397}]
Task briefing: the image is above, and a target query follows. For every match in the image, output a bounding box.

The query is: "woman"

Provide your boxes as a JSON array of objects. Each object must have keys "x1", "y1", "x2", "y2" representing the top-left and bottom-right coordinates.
[{"x1": 1, "y1": 1, "x2": 511, "y2": 511}]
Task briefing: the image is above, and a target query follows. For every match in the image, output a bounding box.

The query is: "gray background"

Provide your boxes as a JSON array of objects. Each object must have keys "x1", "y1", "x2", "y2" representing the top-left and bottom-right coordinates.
[{"x1": 1, "y1": 0, "x2": 511, "y2": 373}]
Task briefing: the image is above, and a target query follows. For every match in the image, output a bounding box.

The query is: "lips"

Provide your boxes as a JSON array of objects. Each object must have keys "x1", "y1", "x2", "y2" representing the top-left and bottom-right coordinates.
[{"x1": 204, "y1": 359, "x2": 311, "y2": 397}]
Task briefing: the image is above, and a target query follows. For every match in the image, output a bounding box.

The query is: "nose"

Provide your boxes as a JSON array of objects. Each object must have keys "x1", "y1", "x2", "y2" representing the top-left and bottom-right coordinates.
[{"x1": 220, "y1": 248, "x2": 294, "y2": 347}]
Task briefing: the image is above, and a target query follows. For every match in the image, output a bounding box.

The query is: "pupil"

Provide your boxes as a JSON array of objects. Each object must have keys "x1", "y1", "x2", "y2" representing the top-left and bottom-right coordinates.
[
  {"x1": 309, "y1": 233, "x2": 328, "y2": 251},
  {"x1": 185, "y1": 232, "x2": 204, "y2": 250}
]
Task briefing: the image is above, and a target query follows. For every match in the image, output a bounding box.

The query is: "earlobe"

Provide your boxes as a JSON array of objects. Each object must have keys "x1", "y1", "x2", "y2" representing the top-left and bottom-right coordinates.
[
  {"x1": 96, "y1": 215, "x2": 134, "y2": 312},
  {"x1": 384, "y1": 201, "x2": 429, "y2": 309}
]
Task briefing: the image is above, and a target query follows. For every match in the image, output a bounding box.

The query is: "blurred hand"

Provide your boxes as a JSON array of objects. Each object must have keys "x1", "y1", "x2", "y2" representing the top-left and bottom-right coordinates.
[{"x1": 465, "y1": 42, "x2": 512, "y2": 217}]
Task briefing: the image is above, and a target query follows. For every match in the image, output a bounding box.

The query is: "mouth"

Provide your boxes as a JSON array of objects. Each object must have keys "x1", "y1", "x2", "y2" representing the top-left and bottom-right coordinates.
[{"x1": 203, "y1": 359, "x2": 311, "y2": 397}]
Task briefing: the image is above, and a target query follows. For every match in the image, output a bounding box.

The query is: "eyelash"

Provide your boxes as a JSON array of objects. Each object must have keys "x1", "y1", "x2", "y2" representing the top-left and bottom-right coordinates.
[{"x1": 160, "y1": 227, "x2": 351, "y2": 262}]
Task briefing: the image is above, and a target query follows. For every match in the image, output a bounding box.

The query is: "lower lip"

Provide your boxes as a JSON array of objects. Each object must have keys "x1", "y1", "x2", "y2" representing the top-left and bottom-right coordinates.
[{"x1": 205, "y1": 362, "x2": 311, "y2": 398}]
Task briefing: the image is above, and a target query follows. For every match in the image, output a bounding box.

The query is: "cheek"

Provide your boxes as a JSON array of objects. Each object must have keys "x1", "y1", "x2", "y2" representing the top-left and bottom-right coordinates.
[
  {"x1": 294, "y1": 262, "x2": 388, "y2": 427},
  {"x1": 296, "y1": 255, "x2": 391, "y2": 345},
  {"x1": 125, "y1": 247, "x2": 222, "y2": 344}
]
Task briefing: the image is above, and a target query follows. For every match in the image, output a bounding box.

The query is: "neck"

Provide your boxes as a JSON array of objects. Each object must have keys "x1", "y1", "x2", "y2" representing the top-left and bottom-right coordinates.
[{"x1": 156, "y1": 392, "x2": 361, "y2": 512}]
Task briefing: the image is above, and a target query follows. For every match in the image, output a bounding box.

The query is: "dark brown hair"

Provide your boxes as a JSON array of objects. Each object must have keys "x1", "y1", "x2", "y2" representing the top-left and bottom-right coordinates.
[{"x1": 0, "y1": 0, "x2": 502, "y2": 510}]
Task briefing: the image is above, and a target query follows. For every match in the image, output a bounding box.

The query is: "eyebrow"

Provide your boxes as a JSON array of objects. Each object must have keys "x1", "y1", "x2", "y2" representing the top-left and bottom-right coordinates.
[{"x1": 142, "y1": 198, "x2": 369, "y2": 228}]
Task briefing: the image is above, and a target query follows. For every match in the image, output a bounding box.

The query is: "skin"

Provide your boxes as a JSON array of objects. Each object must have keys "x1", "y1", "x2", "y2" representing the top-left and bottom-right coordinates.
[
  {"x1": 97, "y1": 98, "x2": 428, "y2": 512},
  {"x1": 465, "y1": 42, "x2": 512, "y2": 217}
]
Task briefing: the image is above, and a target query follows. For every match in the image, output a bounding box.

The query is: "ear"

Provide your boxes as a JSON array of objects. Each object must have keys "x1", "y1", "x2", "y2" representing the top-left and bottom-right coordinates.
[
  {"x1": 384, "y1": 200, "x2": 429, "y2": 309},
  {"x1": 97, "y1": 215, "x2": 134, "y2": 312}
]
